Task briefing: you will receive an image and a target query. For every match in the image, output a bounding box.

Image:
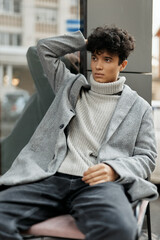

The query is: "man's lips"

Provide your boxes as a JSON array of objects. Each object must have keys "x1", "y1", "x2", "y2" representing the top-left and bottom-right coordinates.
[{"x1": 94, "y1": 73, "x2": 104, "y2": 77}]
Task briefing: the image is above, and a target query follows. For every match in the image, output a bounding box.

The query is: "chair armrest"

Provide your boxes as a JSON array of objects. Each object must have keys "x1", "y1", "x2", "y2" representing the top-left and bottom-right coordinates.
[{"x1": 133, "y1": 200, "x2": 149, "y2": 236}]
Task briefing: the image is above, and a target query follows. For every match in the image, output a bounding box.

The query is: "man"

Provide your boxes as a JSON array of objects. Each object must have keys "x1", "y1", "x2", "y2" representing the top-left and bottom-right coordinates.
[{"x1": 0, "y1": 26, "x2": 158, "y2": 240}]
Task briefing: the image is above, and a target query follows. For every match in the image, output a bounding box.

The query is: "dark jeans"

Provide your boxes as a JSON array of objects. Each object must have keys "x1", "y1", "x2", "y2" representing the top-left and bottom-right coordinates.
[{"x1": 0, "y1": 172, "x2": 137, "y2": 240}]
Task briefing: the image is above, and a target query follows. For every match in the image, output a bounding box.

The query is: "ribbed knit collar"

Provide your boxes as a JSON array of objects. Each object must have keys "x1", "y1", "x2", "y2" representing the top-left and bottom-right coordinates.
[{"x1": 89, "y1": 74, "x2": 126, "y2": 95}]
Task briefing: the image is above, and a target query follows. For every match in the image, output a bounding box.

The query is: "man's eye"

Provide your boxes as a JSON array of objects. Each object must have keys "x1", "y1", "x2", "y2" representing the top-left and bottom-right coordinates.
[
  {"x1": 105, "y1": 58, "x2": 111, "y2": 62},
  {"x1": 92, "y1": 56, "x2": 96, "y2": 60}
]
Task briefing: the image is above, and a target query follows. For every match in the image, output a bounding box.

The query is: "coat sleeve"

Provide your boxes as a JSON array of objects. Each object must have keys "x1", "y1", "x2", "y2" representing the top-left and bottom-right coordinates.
[
  {"x1": 37, "y1": 31, "x2": 86, "y2": 94},
  {"x1": 103, "y1": 106, "x2": 157, "y2": 184}
]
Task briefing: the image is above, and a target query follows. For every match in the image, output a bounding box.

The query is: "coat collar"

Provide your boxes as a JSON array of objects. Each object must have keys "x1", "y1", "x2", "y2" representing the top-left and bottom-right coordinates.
[
  {"x1": 103, "y1": 84, "x2": 138, "y2": 143},
  {"x1": 69, "y1": 74, "x2": 90, "y2": 108}
]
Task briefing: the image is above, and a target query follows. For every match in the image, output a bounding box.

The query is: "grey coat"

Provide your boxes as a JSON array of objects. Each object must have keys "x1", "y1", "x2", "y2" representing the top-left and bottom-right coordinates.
[{"x1": 0, "y1": 31, "x2": 158, "y2": 202}]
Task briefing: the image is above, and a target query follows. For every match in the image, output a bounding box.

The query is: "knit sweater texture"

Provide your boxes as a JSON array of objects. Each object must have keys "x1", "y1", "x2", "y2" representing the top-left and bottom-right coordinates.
[{"x1": 58, "y1": 75, "x2": 126, "y2": 176}]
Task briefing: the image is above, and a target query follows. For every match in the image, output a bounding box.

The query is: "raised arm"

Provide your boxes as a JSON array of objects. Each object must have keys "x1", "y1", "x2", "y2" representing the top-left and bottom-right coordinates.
[{"x1": 37, "y1": 31, "x2": 86, "y2": 94}]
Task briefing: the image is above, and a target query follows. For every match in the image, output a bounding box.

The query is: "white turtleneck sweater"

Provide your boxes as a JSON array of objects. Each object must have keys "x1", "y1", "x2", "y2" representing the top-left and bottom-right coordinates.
[{"x1": 58, "y1": 75, "x2": 126, "y2": 176}]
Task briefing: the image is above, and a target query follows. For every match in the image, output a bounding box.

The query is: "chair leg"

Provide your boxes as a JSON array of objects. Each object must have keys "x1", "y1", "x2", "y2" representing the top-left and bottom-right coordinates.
[{"x1": 146, "y1": 203, "x2": 152, "y2": 240}]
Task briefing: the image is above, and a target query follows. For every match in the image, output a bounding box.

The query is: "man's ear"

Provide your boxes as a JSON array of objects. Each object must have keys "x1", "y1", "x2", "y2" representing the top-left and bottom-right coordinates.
[{"x1": 120, "y1": 60, "x2": 128, "y2": 71}]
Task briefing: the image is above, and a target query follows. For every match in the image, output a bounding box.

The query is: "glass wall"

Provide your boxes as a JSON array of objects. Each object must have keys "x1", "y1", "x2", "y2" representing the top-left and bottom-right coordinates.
[{"x1": 0, "y1": 0, "x2": 80, "y2": 174}]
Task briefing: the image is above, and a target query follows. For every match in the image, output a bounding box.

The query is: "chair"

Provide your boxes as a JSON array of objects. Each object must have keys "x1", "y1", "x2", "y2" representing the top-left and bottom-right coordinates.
[
  {"x1": 134, "y1": 200, "x2": 152, "y2": 240},
  {"x1": 0, "y1": 47, "x2": 78, "y2": 174},
  {"x1": 0, "y1": 47, "x2": 55, "y2": 174},
  {"x1": 22, "y1": 214, "x2": 85, "y2": 240},
  {"x1": 22, "y1": 200, "x2": 151, "y2": 240}
]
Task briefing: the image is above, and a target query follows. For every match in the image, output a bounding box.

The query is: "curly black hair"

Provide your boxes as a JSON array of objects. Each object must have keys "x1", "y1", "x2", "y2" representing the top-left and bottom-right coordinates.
[{"x1": 87, "y1": 25, "x2": 135, "y2": 65}]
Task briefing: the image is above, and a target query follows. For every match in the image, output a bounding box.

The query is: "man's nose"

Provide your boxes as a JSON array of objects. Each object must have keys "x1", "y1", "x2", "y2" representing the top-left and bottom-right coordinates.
[{"x1": 96, "y1": 61, "x2": 103, "y2": 69}]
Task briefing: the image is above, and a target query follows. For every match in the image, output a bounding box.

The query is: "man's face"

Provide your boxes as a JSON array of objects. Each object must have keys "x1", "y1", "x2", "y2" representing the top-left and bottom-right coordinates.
[{"x1": 90, "y1": 50, "x2": 127, "y2": 83}]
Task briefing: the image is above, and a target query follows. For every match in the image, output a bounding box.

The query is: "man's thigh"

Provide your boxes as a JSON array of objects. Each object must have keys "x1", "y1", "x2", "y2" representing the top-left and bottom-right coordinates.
[
  {"x1": 0, "y1": 175, "x2": 70, "y2": 231},
  {"x1": 69, "y1": 182, "x2": 137, "y2": 240}
]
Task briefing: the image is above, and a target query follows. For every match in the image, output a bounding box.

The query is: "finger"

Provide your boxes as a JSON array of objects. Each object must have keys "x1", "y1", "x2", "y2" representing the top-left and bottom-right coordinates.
[
  {"x1": 84, "y1": 174, "x2": 108, "y2": 184},
  {"x1": 83, "y1": 164, "x2": 105, "y2": 176},
  {"x1": 83, "y1": 164, "x2": 108, "y2": 181},
  {"x1": 89, "y1": 179, "x2": 106, "y2": 186},
  {"x1": 82, "y1": 168, "x2": 106, "y2": 182}
]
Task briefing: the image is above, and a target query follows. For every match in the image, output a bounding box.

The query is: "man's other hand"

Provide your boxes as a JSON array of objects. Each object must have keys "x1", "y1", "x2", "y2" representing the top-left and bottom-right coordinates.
[{"x1": 82, "y1": 163, "x2": 119, "y2": 186}]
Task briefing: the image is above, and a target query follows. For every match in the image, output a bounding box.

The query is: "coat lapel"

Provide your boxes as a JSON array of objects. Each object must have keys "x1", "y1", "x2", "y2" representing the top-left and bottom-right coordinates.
[
  {"x1": 104, "y1": 85, "x2": 138, "y2": 143},
  {"x1": 69, "y1": 74, "x2": 90, "y2": 108}
]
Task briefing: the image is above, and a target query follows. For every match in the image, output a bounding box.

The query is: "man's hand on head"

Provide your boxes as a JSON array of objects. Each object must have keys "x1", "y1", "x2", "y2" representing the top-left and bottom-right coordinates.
[{"x1": 82, "y1": 163, "x2": 119, "y2": 186}]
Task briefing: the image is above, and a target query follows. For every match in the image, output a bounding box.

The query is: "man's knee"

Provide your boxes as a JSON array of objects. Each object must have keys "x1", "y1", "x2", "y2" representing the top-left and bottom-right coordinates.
[
  {"x1": 0, "y1": 215, "x2": 21, "y2": 240},
  {"x1": 87, "y1": 207, "x2": 137, "y2": 240},
  {"x1": 0, "y1": 190, "x2": 20, "y2": 239},
  {"x1": 97, "y1": 214, "x2": 137, "y2": 240},
  {"x1": 114, "y1": 213, "x2": 137, "y2": 240}
]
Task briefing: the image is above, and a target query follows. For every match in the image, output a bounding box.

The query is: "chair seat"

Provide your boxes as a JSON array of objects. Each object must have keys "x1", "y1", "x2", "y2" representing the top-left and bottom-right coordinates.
[
  {"x1": 22, "y1": 200, "x2": 150, "y2": 240},
  {"x1": 23, "y1": 214, "x2": 85, "y2": 239}
]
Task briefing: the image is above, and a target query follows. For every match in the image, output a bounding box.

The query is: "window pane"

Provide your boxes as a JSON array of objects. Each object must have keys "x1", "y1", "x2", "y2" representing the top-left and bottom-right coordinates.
[
  {"x1": 0, "y1": 32, "x2": 22, "y2": 46},
  {"x1": 14, "y1": 0, "x2": 21, "y2": 13},
  {"x1": 36, "y1": 8, "x2": 57, "y2": 24},
  {"x1": 0, "y1": 0, "x2": 3, "y2": 12},
  {"x1": 3, "y1": 0, "x2": 11, "y2": 12}
]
